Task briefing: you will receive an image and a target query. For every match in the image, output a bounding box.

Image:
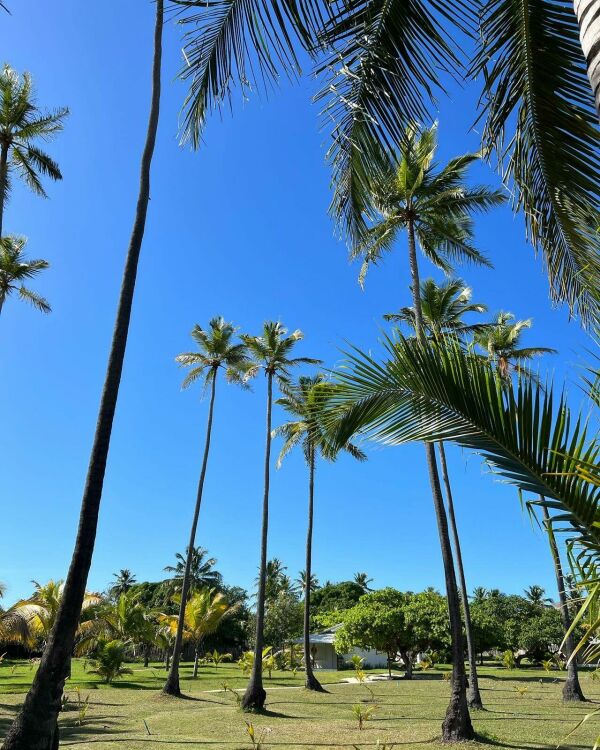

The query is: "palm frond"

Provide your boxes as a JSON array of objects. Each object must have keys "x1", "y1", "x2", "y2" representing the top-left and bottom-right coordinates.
[
  {"x1": 18, "y1": 286, "x2": 50, "y2": 313},
  {"x1": 472, "y1": 0, "x2": 600, "y2": 327}
]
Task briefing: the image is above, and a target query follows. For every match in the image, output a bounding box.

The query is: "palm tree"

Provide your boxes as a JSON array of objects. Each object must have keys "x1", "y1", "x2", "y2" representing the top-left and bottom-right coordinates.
[
  {"x1": 296, "y1": 570, "x2": 319, "y2": 593},
  {"x1": 0, "y1": 236, "x2": 50, "y2": 317},
  {"x1": 165, "y1": 547, "x2": 222, "y2": 594},
  {"x1": 0, "y1": 64, "x2": 67, "y2": 236},
  {"x1": 2, "y1": 5, "x2": 164, "y2": 748},
  {"x1": 163, "y1": 314, "x2": 249, "y2": 698},
  {"x1": 109, "y1": 570, "x2": 136, "y2": 599},
  {"x1": 160, "y1": 589, "x2": 237, "y2": 678},
  {"x1": 386, "y1": 276, "x2": 487, "y2": 709},
  {"x1": 345, "y1": 124, "x2": 503, "y2": 740},
  {"x1": 274, "y1": 374, "x2": 365, "y2": 691},
  {"x1": 384, "y1": 278, "x2": 488, "y2": 339},
  {"x1": 12, "y1": 580, "x2": 101, "y2": 649},
  {"x1": 523, "y1": 585, "x2": 551, "y2": 606},
  {"x1": 473, "y1": 312, "x2": 556, "y2": 381},
  {"x1": 239, "y1": 321, "x2": 320, "y2": 711},
  {"x1": 257, "y1": 558, "x2": 288, "y2": 604},
  {"x1": 353, "y1": 573, "x2": 373, "y2": 593},
  {"x1": 540, "y1": 504, "x2": 586, "y2": 701}
]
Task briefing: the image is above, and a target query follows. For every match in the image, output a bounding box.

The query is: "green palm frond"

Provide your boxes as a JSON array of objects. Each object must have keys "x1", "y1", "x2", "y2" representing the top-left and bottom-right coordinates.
[
  {"x1": 18, "y1": 286, "x2": 50, "y2": 313},
  {"x1": 174, "y1": 0, "x2": 323, "y2": 148},
  {"x1": 316, "y1": 0, "x2": 474, "y2": 246},
  {"x1": 0, "y1": 236, "x2": 50, "y2": 315},
  {"x1": 471, "y1": 0, "x2": 600, "y2": 327},
  {"x1": 329, "y1": 335, "x2": 600, "y2": 559}
]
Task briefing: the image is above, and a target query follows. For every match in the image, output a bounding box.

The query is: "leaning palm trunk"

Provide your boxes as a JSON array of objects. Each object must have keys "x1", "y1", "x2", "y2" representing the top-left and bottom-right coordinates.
[
  {"x1": 303, "y1": 447, "x2": 324, "y2": 691},
  {"x1": 438, "y1": 442, "x2": 483, "y2": 710},
  {"x1": 1, "y1": 5, "x2": 163, "y2": 748},
  {"x1": 541, "y1": 502, "x2": 585, "y2": 701},
  {"x1": 407, "y1": 219, "x2": 473, "y2": 742},
  {"x1": 163, "y1": 369, "x2": 218, "y2": 697},
  {"x1": 0, "y1": 141, "x2": 7, "y2": 237},
  {"x1": 241, "y1": 372, "x2": 273, "y2": 710},
  {"x1": 574, "y1": 0, "x2": 600, "y2": 119}
]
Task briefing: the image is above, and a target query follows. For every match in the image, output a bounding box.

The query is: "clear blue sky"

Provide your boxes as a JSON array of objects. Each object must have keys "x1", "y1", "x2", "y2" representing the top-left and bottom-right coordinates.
[{"x1": 1, "y1": 1, "x2": 592, "y2": 605}]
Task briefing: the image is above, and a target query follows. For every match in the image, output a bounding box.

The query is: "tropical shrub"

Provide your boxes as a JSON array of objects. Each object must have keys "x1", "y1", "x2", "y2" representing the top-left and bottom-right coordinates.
[{"x1": 88, "y1": 640, "x2": 132, "y2": 684}]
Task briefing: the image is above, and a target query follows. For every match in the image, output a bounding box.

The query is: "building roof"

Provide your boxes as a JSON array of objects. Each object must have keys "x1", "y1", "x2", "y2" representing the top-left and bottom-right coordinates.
[{"x1": 292, "y1": 624, "x2": 342, "y2": 645}]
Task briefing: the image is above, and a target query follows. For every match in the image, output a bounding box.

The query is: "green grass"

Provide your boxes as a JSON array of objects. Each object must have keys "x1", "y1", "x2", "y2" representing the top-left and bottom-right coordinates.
[{"x1": 2, "y1": 660, "x2": 600, "y2": 748}]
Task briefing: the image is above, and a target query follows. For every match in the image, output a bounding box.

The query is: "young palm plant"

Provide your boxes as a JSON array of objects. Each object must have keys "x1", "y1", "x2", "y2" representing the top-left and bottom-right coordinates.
[
  {"x1": 2, "y1": 5, "x2": 163, "y2": 748},
  {"x1": 346, "y1": 124, "x2": 503, "y2": 740},
  {"x1": 386, "y1": 276, "x2": 488, "y2": 709},
  {"x1": 0, "y1": 236, "x2": 50, "y2": 317},
  {"x1": 163, "y1": 317, "x2": 249, "y2": 697},
  {"x1": 273, "y1": 374, "x2": 365, "y2": 691},
  {"x1": 240, "y1": 321, "x2": 320, "y2": 710},
  {"x1": 0, "y1": 64, "x2": 68, "y2": 235}
]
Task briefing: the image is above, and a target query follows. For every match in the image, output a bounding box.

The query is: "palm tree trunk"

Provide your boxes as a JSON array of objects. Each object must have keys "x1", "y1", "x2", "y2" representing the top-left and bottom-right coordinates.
[
  {"x1": 407, "y1": 218, "x2": 474, "y2": 742},
  {"x1": 0, "y1": 141, "x2": 8, "y2": 237},
  {"x1": 163, "y1": 369, "x2": 218, "y2": 697},
  {"x1": 574, "y1": 0, "x2": 600, "y2": 119},
  {"x1": 193, "y1": 646, "x2": 199, "y2": 678},
  {"x1": 304, "y1": 446, "x2": 324, "y2": 692},
  {"x1": 438, "y1": 442, "x2": 483, "y2": 710},
  {"x1": 541, "y1": 502, "x2": 585, "y2": 701},
  {"x1": 241, "y1": 371, "x2": 273, "y2": 710},
  {"x1": 1, "y1": 5, "x2": 163, "y2": 748}
]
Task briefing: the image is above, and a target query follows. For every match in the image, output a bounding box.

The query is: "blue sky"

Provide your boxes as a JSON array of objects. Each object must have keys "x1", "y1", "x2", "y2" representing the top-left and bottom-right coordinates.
[{"x1": 0, "y1": 1, "x2": 593, "y2": 605}]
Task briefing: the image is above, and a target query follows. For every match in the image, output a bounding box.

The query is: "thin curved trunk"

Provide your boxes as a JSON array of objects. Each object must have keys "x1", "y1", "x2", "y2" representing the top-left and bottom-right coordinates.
[
  {"x1": 1, "y1": 5, "x2": 163, "y2": 748},
  {"x1": 0, "y1": 141, "x2": 8, "y2": 237},
  {"x1": 574, "y1": 0, "x2": 600, "y2": 119},
  {"x1": 438, "y1": 442, "x2": 483, "y2": 710},
  {"x1": 163, "y1": 370, "x2": 218, "y2": 697},
  {"x1": 541, "y1": 502, "x2": 585, "y2": 701},
  {"x1": 241, "y1": 371, "x2": 273, "y2": 710},
  {"x1": 408, "y1": 219, "x2": 473, "y2": 742},
  {"x1": 304, "y1": 446, "x2": 324, "y2": 692}
]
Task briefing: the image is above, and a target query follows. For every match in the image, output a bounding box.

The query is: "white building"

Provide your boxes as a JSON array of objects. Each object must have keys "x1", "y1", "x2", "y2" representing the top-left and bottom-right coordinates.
[{"x1": 294, "y1": 624, "x2": 389, "y2": 670}]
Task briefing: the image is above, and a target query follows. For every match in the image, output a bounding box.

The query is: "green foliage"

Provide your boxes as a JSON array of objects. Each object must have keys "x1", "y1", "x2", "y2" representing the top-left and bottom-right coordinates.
[
  {"x1": 351, "y1": 702, "x2": 377, "y2": 730},
  {"x1": 502, "y1": 650, "x2": 516, "y2": 670},
  {"x1": 263, "y1": 591, "x2": 303, "y2": 651},
  {"x1": 0, "y1": 236, "x2": 50, "y2": 314},
  {"x1": 88, "y1": 640, "x2": 132, "y2": 684},
  {"x1": 311, "y1": 581, "x2": 365, "y2": 615}
]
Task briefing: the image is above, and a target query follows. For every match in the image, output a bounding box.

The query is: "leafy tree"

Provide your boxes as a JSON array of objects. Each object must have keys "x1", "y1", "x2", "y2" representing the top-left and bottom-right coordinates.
[
  {"x1": 160, "y1": 588, "x2": 237, "y2": 678},
  {"x1": 109, "y1": 570, "x2": 136, "y2": 600},
  {"x1": 2, "y1": 6, "x2": 164, "y2": 746},
  {"x1": 88, "y1": 640, "x2": 132, "y2": 684},
  {"x1": 163, "y1": 315, "x2": 249, "y2": 698},
  {"x1": 239, "y1": 321, "x2": 319, "y2": 710},
  {"x1": 403, "y1": 589, "x2": 451, "y2": 657},
  {"x1": 0, "y1": 64, "x2": 67, "y2": 234},
  {"x1": 335, "y1": 588, "x2": 411, "y2": 678},
  {"x1": 0, "y1": 236, "x2": 50, "y2": 317},
  {"x1": 274, "y1": 374, "x2": 365, "y2": 690},
  {"x1": 311, "y1": 581, "x2": 365, "y2": 615},
  {"x1": 263, "y1": 591, "x2": 303, "y2": 652}
]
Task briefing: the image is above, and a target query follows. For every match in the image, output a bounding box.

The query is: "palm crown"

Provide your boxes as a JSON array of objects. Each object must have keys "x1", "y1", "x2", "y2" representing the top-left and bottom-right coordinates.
[
  {"x1": 353, "y1": 125, "x2": 505, "y2": 285},
  {"x1": 274, "y1": 374, "x2": 366, "y2": 466},
  {"x1": 384, "y1": 278, "x2": 488, "y2": 339},
  {"x1": 0, "y1": 236, "x2": 50, "y2": 314},
  {"x1": 164, "y1": 546, "x2": 222, "y2": 592},
  {"x1": 241, "y1": 321, "x2": 320, "y2": 379},
  {"x1": 175, "y1": 316, "x2": 250, "y2": 390},
  {"x1": 0, "y1": 64, "x2": 68, "y2": 213},
  {"x1": 473, "y1": 312, "x2": 556, "y2": 380}
]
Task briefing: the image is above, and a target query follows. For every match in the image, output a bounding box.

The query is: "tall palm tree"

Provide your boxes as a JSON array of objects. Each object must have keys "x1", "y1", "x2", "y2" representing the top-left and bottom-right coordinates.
[
  {"x1": 109, "y1": 570, "x2": 136, "y2": 599},
  {"x1": 523, "y1": 585, "x2": 551, "y2": 605},
  {"x1": 0, "y1": 236, "x2": 50, "y2": 317},
  {"x1": 296, "y1": 570, "x2": 319, "y2": 593},
  {"x1": 257, "y1": 558, "x2": 288, "y2": 604},
  {"x1": 353, "y1": 572, "x2": 373, "y2": 593},
  {"x1": 239, "y1": 321, "x2": 320, "y2": 710},
  {"x1": 160, "y1": 588, "x2": 237, "y2": 678},
  {"x1": 165, "y1": 547, "x2": 222, "y2": 593},
  {"x1": 540, "y1": 503, "x2": 586, "y2": 701},
  {"x1": 0, "y1": 64, "x2": 67, "y2": 236},
  {"x1": 345, "y1": 124, "x2": 503, "y2": 740},
  {"x1": 473, "y1": 312, "x2": 556, "y2": 381},
  {"x1": 386, "y1": 276, "x2": 487, "y2": 709},
  {"x1": 163, "y1": 316, "x2": 249, "y2": 698},
  {"x1": 274, "y1": 374, "x2": 365, "y2": 691},
  {"x1": 2, "y1": 4, "x2": 164, "y2": 748}
]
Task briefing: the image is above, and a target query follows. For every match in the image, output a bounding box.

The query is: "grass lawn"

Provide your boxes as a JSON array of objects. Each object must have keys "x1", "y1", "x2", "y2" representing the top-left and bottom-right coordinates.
[{"x1": 2, "y1": 660, "x2": 600, "y2": 748}]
